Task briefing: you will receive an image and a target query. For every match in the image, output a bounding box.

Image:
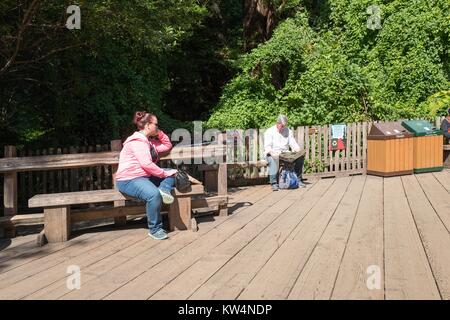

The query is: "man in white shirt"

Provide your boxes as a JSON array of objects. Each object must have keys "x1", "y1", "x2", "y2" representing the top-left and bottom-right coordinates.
[{"x1": 264, "y1": 115, "x2": 306, "y2": 190}]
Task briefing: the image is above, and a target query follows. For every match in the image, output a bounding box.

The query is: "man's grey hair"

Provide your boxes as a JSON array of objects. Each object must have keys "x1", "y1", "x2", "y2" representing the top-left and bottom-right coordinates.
[{"x1": 277, "y1": 114, "x2": 288, "y2": 125}]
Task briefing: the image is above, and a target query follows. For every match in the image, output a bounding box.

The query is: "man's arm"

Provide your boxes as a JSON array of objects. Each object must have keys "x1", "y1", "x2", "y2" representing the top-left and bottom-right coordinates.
[
  {"x1": 288, "y1": 129, "x2": 301, "y2": 152},
  {"x1": 264, "y1": 129, "x2": 273, "y2": 155},
  {"x1": 441, "y1": 119, "x2": 450, "y2": 139}
]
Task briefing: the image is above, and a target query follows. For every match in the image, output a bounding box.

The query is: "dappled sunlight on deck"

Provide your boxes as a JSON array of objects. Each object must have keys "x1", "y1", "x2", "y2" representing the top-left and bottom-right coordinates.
[{"x1": 0, "y1": 170, "x2": 449, "y2": 300}]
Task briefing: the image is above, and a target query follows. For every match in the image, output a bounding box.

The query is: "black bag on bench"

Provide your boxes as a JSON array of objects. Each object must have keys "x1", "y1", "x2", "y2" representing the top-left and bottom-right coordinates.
[{"x1": 175, "y1": 169, "x2": 191, "y2": 191}]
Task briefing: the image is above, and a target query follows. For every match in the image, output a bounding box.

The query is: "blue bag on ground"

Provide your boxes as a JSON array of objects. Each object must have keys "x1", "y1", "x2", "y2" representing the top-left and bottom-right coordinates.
[{"x1": 278, "y1": 169, "x2": 299, "y2": 189}]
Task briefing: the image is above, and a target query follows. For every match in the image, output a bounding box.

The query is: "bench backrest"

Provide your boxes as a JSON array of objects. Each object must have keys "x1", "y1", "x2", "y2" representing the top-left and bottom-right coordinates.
[{"x1": 0, "y1": 143, "x2": 226, "y2": 173}]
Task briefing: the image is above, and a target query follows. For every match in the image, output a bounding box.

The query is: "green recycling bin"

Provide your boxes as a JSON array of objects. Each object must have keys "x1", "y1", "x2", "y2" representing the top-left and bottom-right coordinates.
[{"x1": 401, "y1": 120, "x2": 444, "y2": 173}]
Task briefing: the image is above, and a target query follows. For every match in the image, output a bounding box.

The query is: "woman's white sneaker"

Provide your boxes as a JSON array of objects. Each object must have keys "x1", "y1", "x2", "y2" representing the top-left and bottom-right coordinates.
[{"x1": 159, "y1": 189, "x2": 174, "y2": 204}]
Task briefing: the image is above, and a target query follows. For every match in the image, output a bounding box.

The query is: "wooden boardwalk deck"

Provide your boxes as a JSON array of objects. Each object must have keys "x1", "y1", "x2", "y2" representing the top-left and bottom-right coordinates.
[{"x1": 0, "y1": 170, "x2": 449, "y2": 300}]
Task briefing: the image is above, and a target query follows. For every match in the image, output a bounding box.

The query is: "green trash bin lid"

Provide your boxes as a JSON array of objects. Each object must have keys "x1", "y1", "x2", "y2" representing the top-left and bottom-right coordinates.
[{"x1": 401, "y1": 120, "x2": 443, "y2": 136}]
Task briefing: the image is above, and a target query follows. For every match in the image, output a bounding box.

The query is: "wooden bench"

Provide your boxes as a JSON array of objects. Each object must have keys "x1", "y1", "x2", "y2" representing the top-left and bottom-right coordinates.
[
  {"x1": 0, "y1": 140, "x2": 228, "y2": 243},
  {"x1": 27, "y1": 183, "x2": 207, "y2": 243}
]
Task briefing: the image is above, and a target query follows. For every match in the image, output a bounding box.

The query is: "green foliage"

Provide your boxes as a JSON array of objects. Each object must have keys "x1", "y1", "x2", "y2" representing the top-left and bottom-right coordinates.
[
  {"x1": 207, "y1": 0, "x2": 450, "y2": 129},
  {"x1": 423, "y1": 89, "x2": 450, "y2": 117},
  {"x1": 303, "y1": 158, "x2": 326, "y2": 174},
  {"x1": 0, "y1": 0, "x2": 208, "y2": 148}
]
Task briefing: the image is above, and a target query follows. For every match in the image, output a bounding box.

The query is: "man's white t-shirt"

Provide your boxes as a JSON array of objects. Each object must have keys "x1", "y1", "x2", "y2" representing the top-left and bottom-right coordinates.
[{"x1": 263, "y1": 125, "x2": 300, "y2": 155}]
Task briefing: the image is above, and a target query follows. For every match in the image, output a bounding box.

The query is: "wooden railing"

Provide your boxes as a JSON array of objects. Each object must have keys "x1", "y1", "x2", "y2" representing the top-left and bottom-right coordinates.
[
  {"x1": 227, "y1": 117, "x2": 446, "y2": 183},
  {"x1": 0, "y1": 142, "x2": 226, "y2": 221}
]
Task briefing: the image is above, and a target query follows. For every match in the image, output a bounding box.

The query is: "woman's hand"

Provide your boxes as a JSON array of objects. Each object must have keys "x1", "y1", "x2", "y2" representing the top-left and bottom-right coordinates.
[{"x1": 164, "y1": 169, "x2": 178, "y2": 177}]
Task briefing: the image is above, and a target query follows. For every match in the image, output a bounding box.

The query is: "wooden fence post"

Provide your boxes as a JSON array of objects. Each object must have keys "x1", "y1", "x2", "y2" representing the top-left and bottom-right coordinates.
[
  {"x1": 111, "y1": 140, "x2": 126, "y2": 226},
  {"x1": 218, "y1": 137, "x2": 228, "y2": 216},
  {"x1": 3, "y1": 146, "x2": 17, "y2": 237}
]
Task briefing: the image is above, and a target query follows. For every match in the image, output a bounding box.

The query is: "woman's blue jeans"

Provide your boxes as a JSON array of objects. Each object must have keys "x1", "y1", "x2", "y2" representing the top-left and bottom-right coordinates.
[{"x1": 116, "y1": 171, "x2": 175, "y2": 234}]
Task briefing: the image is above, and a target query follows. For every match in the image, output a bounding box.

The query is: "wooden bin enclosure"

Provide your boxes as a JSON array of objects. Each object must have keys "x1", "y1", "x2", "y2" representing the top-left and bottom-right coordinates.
[
  {"x1": 401, "y1": 120, "x2": 444, "y2": 173},
  {"x1": 367, "y1": 122, "x2": 414, "y2": 177}
]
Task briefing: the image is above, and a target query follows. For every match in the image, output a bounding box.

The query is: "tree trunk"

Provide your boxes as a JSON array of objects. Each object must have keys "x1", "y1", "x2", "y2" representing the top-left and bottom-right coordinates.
[{"x1": 243, "y1": 0, "x2": 276, "y2": 51}]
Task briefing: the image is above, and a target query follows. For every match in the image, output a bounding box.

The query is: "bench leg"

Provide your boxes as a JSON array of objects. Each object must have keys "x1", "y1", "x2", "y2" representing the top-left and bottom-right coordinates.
[
  {"x1": 218, "y1": 203, "x2": 228, "y2": 217},
  {"x1": 114, "y1": 200, "x2": 127, "y2": 226},
  {"x1": 44, "y1": 206, "x2": 71, "y2": 243},
  {"x1": 168, "y1": 196, "x2": 191, "y2": 231},
  {"x1": 444, "y1": 150, "x2": 450, "y2": 169}
]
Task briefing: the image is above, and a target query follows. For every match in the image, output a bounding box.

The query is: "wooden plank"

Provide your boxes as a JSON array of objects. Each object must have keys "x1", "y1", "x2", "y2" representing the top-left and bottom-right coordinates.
[
  {"x1": 288, "y1": 175, "x2": 366, "y2": 299},
  {"x1": 203, "y1": 171, "x2": 217, "y2": 192},
  {"x1": 0, "y1": 231, "x2": 99, "y2": 274},
  {"x1": 0, "y1": 228, "x2": 148, "y2": 300},
  {"x1": 24, "y1": 228, "x2": 170, "y2": 300},
  {"x1": 188, "y1": 180, "x2": 333, "y2": 300},
  {"x1": 87, "y1": 146, "x2": 94, "y2": 191},
  {"x1": 60, "y1": 186, "x2": 274, "y2": 299},
  {"x1": 27, "y1": 150, "x2": 34, "y2": 201},
  {"x1": 191, "y1": 196, "x2": 228, "y2": 210},
  {"x1": 402, "y1": 175, "x2": 450, "y2": 299},
  {"x1": 42, "y1": 149, "x2": 48, "y2": 193},
  {"x1": 331, "y1": 175, "x2": 384, "y2": 299},
  {"x1": 328, "y1": 126, "x2": 333, "y2": 172},
  {"x1": 48, "y1": 148, "x2": 55, "y2": 193},
  {"x1": 105, "y1": 186, "x2": 299, "y2": 300},
  {"x1": 57, "y1": 148, "x2": 63, "y2": 192},
  {"x1": 258, "y1": 128, "x2": 266, "y2": 177},
  {"x1": 152, "y1": 184, "x2": 318, "y2": 300},
  {"x1": 0, "y1": 145, "x2": 226, "y2": 173},
  {"x1": 169, "y1": 196, "x2": 192, "y2": 231},
  {"x1": 311, "y1": 129, "x2": 316, "y2": 172},
  {"x1": 305, "y1": 126, "x2": 310, "y2": 161},
  {"x1": 0, "y1": 213, "x2": 44, "y2": 227},
  {"x1": 384, "y1": 177, "x2": 440, "y2": 299},
  {"x1": 44, "y1": 206, "x2": 71, "y2": 243},
  {"x1": 362, "y1": 122, "x2": 368, "y2": 170},
  {"x1": 416, "y1": 173, "x2": 450, "y2": 230},
  {"x1": 323, "y1": 125, "x2": 329, "y2": 173},
  {"x1": 69, "y1": 147, "x2": 77, "y2": 191},
  {"x1": 110, "y1": 140, "x2": 126, "y2": 226},
  {"x1": 351, "y1": 123, "x2": 357, "y2": 171},
  {"x1": 35, "y1": 150, "x2": 41, "y2": 196},
  {"x1": 432, "y1": 170, "x2": 450, "y2": 193},
  {"x1": 238, "y1": 177, "x2": 351, "y2": 299},
  {"x1": 71, "y1": 206, "x2": 145, "y2": 223},
  {"x1": 217, "y1": 162, "x2": 228, "y2": 216},
  {"x1": 30, "y1": 212, "x2": 258, "y2": 300},
  {"x1": 334, "y1": 148, "x2": 340, "y2": 173},
  {"x1": 31, "y1": 188, "x2": 265, "y2": 301},
  {"x1": 303, "y1": 169, "x2": 365, "y2": 180},
  {"x1": 173, "y1": 184, "x2": 204, "y2": 196},
  {"x1": 62, "y1": 148, "x2": 69, "y2": 192},
  {"x1": 18, "y1": 150, "x2": 25, "y2": 208},
  {"x1": 317, "y1": 126, "x2": 322, "y2": 173},
  {"x1": 337, "y1": 128, "x2": 345, "y2": 171},
  {"x1": 249, "y1": 129, "x2": 259, "y2": 178},
  {"x1": 345, "y1": 125, "x2": 351, "y2": 171},
  {"x1": 3, "y1": 146, "x2": 17, "y2": 216},
  {"x1": 356, "y1": 123, "x2": 362, "y2": 170},
  {"x1": 0, "y1": 234, "x2": 38, "y2": 261},
  {"x1": 29, "y1": 189, "x2": 128, "y2": 208},
  {"x1": 297, "y1": 127, "x2": 305, "y2": 150},
  {"x1": 102, "y1": 145, "x2": 113, "y2": 189},
  {"x1": 226, "y1": 161, "x2": 268, "y2": 168},
  {"x1": 95, "y1": 145, "x2": 102, "y2": 190},
  {"x1": 0, "y1": 228, "x2": 132, "y2": 291}
]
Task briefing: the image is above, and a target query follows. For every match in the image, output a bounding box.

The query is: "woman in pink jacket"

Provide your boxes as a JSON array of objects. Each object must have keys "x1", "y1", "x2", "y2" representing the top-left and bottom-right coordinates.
[{"x1": 115, "y1": 111, "x2": 177, "y2": 240}]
